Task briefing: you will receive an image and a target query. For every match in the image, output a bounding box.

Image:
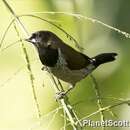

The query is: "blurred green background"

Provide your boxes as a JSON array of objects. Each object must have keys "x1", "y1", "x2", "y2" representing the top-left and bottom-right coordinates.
[{"x1": 0, "y1": 0, "x2": 130, "y2": 130}]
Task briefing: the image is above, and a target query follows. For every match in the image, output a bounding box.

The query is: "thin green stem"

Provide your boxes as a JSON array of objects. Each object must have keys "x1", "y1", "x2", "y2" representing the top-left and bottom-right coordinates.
[
  {"x1": 90, "y1": 75, "x2": 105, "y2": 130},
  {"x1": 2, "y1": 0, "x2": 41, "y2": 117},
  {"x1": 80, "y1": 99, "x2": 130, "y2": 121},
  {"x1": 0, "y1": 19, "x2": 15, "y2": 49},
  {"x1": 26, "y1": 11, "x2": 130, "y2": 39},
  {"x1": 13, "y1": 22, "x2": 41, "y2": 117}
]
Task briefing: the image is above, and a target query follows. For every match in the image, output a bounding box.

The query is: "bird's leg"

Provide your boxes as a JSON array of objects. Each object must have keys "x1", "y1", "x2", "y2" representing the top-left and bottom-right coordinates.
[{"x1": 55, "y1": 84, "x2": 74, "y2": 100}]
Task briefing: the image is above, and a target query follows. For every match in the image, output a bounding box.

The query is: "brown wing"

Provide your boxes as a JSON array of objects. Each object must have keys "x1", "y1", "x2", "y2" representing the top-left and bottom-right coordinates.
[{"x1": 57, "y1": 42, "x2": 91, "y2": 70}]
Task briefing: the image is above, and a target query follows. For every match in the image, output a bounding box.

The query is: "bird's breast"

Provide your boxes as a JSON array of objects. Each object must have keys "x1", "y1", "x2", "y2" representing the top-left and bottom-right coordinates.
[{"x1": 38, "y1": 47, "x2": 58, "y2": 67}]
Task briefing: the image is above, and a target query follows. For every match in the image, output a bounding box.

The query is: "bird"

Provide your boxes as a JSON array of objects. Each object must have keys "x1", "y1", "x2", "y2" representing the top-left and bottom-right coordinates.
[{"x1": 25, "y1": 30, "x2": 117, "y2": 98}]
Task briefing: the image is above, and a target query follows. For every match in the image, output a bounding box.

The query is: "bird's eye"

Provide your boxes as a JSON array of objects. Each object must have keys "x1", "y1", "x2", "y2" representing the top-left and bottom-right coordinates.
[
  {"x1": 38, "y1": 33, "x2": 42, "y2": 38},
  {"x1": 32, "y1": 33, "x2": 36, "y2": 38}
]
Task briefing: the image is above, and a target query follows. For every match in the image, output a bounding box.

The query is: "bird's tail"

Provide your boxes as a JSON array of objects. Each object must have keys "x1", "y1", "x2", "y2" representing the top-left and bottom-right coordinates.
[{"x1": 92, "y1": 53, "x2": 117, "y2": 67}]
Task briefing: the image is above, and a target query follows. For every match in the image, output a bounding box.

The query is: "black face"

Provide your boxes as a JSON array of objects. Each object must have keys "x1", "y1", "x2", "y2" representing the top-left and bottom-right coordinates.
[
  {"x1": 26, "y1": 31, "x2": 59, "y2": 67},
  {"x1": 26, "y1": 31, "x2": 54, "y2": 48}
]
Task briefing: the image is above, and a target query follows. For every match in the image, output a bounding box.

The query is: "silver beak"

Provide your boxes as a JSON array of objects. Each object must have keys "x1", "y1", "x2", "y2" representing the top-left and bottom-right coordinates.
[
  {"x1": 25, "y1": 38, "x2": 37, "y2": 44},
  {"x1": 25, "y1": 38, "x2": 31, "y2": 42}
]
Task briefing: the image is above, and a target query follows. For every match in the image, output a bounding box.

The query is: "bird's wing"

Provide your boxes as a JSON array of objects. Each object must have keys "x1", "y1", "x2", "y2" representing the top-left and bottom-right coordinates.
[{"x1": 58, "y1": 42, "x2": 91, "y2": 70}]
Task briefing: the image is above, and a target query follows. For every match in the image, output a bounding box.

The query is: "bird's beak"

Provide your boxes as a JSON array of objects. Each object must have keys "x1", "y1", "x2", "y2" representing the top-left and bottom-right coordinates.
[
  {"x1": 25, "y1": 38, "x2": 31, "y2": 42},
  {"x1": 25, "y1": 38, "x2": 37, "y2": 44}
]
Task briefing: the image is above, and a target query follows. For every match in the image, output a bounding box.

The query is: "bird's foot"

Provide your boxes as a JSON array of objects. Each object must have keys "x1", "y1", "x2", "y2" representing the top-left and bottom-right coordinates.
[
  {"x1": 55, "y1": 85, "x2": 74, "y2": 100},
  {"x1": 55, "y1": 91, "x2": 66, "y2": 100}
]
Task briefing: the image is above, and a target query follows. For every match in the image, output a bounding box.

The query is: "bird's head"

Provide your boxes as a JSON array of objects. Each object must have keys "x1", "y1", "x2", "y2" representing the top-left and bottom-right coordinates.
[{"x1": 25, "y1": 31, "x2": 58, "y2": 49}]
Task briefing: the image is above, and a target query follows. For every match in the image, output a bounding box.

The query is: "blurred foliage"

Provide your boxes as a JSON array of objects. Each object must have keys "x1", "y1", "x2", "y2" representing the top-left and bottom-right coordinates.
[{"x1": 0, "y1": 0, "x2": 130, "y2": 130}]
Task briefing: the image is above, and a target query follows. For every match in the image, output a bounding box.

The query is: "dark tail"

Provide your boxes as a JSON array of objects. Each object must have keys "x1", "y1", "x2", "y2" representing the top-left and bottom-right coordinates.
[{"x1": 92, "y1": 53, "x2": 117, "y2": 67}]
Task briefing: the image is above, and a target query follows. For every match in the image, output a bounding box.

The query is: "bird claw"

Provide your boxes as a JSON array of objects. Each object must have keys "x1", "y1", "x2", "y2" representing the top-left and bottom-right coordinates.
[
  {"x1": 55, "y1": 85, "x2": 74, "y2": 100},
  {"x1": 55, "y1": 91, "x2": 66, "y2": 100}
]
